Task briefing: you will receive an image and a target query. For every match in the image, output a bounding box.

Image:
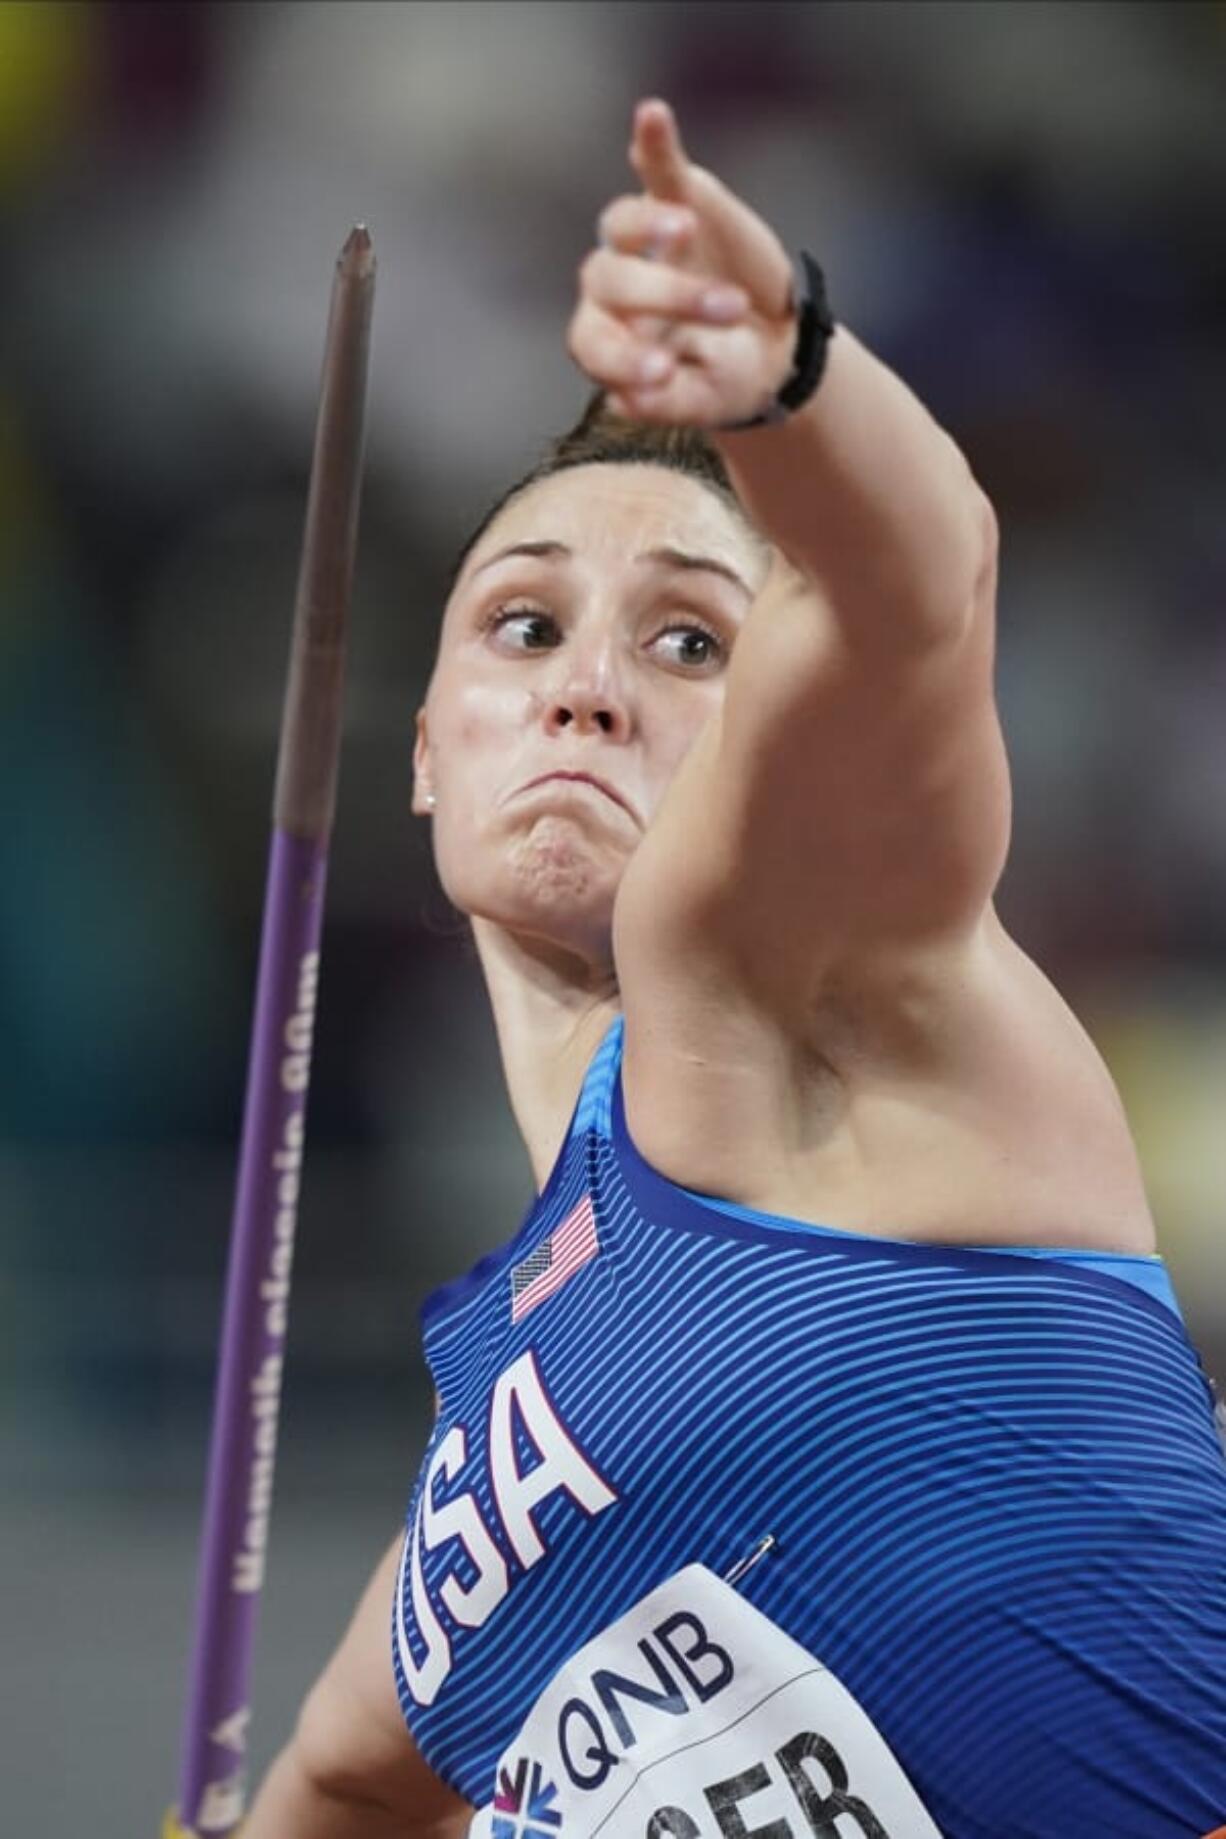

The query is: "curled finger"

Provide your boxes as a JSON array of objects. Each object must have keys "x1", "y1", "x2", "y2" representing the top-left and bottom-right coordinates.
[
  {"x1": 581, "y1": 246, "x2": 748, "y2": 328},
  {"x1": 606, "y1": 361, "x2": 727, "y2": 428},
  {"x1": 597, "y1": 193, "x2": 696, "y2": 261},
  {"x1": 567, "y1": 296, "x2": 678, "y2": 394}
]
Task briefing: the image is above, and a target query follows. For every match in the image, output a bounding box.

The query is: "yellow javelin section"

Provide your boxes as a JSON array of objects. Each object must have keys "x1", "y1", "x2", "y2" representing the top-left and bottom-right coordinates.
[{"x1": 161, "y1": 1812, "x2": 245, "y2": 1839}]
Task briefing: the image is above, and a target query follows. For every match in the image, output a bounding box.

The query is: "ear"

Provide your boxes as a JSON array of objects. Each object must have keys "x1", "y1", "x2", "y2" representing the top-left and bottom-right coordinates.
[{"x1": 411, "y1": 707, "x2": 434, "y2": 815}]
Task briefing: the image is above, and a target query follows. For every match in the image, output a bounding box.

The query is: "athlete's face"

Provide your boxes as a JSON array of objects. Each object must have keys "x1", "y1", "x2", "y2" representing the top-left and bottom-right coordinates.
[{"x1": 415, "y1": 462, "x2": 770, "y2": 964}]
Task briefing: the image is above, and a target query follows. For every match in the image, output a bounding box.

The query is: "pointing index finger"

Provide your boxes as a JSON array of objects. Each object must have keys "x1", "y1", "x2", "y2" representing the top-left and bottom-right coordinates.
[{"x1": 629, "y1": 98, "x2": 689, "y2": 203}]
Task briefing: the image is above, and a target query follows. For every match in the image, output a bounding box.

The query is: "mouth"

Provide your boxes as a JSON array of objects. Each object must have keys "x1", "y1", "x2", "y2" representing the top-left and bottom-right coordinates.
[{"x1": 518, "y1": 771, "x2": 638, "y2": 826}]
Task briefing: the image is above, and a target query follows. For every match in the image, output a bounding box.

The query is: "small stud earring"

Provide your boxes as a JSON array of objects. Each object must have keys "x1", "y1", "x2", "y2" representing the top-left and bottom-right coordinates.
[{"x1": 425, "y1": 792, "x2": 436, "y2": 810}]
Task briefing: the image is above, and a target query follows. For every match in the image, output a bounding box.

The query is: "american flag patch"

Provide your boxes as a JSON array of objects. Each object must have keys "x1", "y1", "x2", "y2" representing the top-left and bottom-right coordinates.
[{"x1": 510, "y1": 1195, "x2": 599, "y2": 1323}]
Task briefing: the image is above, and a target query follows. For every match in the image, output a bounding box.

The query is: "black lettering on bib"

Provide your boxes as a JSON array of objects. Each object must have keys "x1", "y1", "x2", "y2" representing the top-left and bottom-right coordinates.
[
  {"x1": 776, "y1": 1730, "x2": 890, "y2": 1838},
  {"x1": 594, "y1": 1640, "x2": 687, "y2": 1748},
  {"x1": 646, "y1": 1810, "x2": 702, "y2": 1838},
  {"x1": 654, "y1": 1611, "x2": 735, "y2": 1703},
  {"x1": 706, "y1": 1762, "x2": 793, "y2": 1839},
  {"x1": 558, "y1": 1697, "x2": 618, "y2": 1791}
]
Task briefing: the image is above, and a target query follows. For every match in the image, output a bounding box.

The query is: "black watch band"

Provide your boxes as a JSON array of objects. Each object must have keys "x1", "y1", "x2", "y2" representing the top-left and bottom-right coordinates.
[{"x1": 721, "y1": 249, "x2": 835, "y2": 431}]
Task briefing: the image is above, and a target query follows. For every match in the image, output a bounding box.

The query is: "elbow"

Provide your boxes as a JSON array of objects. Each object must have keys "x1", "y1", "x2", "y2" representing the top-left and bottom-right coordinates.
[
  {"x1": 292, "y1": 1680, "x2": 379, "y2": 1812},
  {"x1": 971, "y1": 482, "x2": 999, "y2": 598},
  {"x1": 904, "y1": 475, "x2": 998, "y2": 654},
  {"x1": 944, "y1": 470, "x2": 998, "y2": 645},
  {"x1": 887, "y1": 442, "x2": 999, "y2": 651}
]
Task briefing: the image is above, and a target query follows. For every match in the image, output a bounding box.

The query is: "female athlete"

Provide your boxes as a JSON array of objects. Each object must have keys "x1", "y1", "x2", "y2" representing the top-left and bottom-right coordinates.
[{"x1": 242, "y1": 99, "x2": 1226, "y2": 1839}]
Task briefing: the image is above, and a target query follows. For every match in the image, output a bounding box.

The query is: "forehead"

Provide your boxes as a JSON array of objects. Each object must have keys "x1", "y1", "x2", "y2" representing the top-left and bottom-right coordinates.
[{"x1": 459, "y1": 462, "x2": 767, "y2": 590}]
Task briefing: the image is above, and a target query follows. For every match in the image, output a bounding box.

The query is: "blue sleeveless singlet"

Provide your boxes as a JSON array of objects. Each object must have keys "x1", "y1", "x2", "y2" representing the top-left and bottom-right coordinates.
[{"x1": 394, "y1": 1018, "x2": 1226, "y2": 1839}]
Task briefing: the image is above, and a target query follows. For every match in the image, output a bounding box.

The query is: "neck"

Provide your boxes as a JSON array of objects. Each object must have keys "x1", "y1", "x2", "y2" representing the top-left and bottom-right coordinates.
[{"x1": 471, "y1": 918, "x2": 621, "y2": 1188}]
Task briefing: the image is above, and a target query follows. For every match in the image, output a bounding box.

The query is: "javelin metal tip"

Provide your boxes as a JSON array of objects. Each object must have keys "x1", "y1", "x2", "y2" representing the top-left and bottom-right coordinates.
[
  {"x1": 340, "y1": 224, "x2": 374, "y2": 274},
  {"x1": 337, "y1": 224, "x2": 374, "y2": 282}
]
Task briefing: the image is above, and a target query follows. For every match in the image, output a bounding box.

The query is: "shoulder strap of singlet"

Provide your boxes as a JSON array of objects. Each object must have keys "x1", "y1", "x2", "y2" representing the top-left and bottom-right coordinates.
[
  {"x1": 568, "y1": 1014, "x2": 624, "y2": 1143},
  {"x1": 419, "y1": 1018, "x2": 625, "y2": 1340}
]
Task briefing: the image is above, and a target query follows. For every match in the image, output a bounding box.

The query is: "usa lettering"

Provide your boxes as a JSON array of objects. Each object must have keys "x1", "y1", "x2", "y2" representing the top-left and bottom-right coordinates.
[{"x1": 396, "y1": 1350, "x2": 617, "y2": 1704}]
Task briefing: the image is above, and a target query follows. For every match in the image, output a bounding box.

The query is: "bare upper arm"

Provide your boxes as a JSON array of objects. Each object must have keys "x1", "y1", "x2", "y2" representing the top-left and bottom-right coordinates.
[
  {"x1": 294, "y1": 1530, "x2": 471, "y2": 1831},
  {"x1": 615, "y1": 501, "x2": 1009, "y2": 1013}
]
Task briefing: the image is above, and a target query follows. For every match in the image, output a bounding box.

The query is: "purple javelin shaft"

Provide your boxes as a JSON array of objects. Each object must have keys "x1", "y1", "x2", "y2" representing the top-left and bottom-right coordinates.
[
  {"x1": 176, "y1": 830, "x2": 328, "y2": 1832},
  {"x1": 174, "y1": 226, "x2": 374, "y2": 1837}
]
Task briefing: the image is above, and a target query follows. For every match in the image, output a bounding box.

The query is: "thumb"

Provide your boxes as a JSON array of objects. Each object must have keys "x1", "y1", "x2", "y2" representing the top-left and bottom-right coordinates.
[{"x1": 628, "y1": 98, "x2": 690, "y2": 203}]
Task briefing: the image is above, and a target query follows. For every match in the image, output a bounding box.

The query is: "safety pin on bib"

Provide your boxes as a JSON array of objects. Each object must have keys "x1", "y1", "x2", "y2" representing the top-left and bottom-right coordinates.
[{"x1": 723, "y1": 1532, "x2": 777, "y2": 1588}]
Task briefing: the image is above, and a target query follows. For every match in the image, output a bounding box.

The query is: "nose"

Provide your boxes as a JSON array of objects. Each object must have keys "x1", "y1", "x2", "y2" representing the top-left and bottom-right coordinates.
[{"x1": 541, "y1": 635, "x2": 632, "y2": 741}]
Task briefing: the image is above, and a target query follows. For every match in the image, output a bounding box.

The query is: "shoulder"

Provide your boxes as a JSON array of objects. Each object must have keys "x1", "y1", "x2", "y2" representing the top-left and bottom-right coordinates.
[{"x1": 615, "y1": 911, "x2": 1157, "y2": 1257}]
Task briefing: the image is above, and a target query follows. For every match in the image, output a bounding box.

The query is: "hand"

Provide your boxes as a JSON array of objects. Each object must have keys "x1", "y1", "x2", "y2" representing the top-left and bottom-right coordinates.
[{"x1": 567, "y1": 98, "x2": 798, "y2": 428}]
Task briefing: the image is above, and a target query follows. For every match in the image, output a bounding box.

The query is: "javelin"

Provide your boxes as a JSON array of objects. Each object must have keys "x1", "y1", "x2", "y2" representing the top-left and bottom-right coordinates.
[{"x1": 164, "y1": 224, "x2": 376, "y2": 1839}]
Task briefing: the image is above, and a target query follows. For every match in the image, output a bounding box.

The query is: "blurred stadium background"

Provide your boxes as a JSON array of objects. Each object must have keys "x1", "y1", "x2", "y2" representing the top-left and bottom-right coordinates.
[{"x1": 1, "y1": 1, "x2": 1223, "y2": 1827}]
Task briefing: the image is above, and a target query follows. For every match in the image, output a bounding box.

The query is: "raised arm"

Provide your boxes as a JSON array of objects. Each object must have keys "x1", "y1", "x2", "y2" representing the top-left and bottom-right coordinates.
[
  {"x1": 714, "y1": 323, "x2": 996, "y2": 654},
  {"x1": 570, "y1": 101, "x2": 1008, "y2": 1004},
  {"x1": 582, "y1": 100, "x2": 992, "y2": 639}
]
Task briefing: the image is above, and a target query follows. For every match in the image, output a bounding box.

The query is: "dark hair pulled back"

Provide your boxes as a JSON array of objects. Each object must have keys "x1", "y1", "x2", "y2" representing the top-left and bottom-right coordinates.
[{"x1": 443, "y1": 389, "x2": 751, "y2": 602}]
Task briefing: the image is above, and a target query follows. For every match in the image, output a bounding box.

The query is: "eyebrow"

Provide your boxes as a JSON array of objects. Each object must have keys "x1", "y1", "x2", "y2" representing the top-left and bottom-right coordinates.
[{"x1": 470, "y1": 539, "x2": 753, "y2": 599}]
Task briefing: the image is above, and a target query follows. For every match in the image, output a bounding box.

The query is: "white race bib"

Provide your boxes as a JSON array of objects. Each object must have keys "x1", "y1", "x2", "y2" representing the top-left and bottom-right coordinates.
[{"x1": 468, "y1": 1564, "x2": 942, "y2": 1838}]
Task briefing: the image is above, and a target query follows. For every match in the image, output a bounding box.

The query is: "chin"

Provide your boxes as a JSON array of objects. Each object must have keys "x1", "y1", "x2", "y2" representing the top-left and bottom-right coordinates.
[
  {"x1": 510, "y1": 818, "x2": 626, "y2": 924},
  {"x1": 454, "y1": 820, "x2": 625, "y2": 956}
]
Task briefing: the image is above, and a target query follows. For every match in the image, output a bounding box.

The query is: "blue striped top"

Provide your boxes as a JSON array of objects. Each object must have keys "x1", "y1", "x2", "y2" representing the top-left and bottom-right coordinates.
[{"x1": 395, "y1": 1019, "x2": 1226, "y2": 1838}]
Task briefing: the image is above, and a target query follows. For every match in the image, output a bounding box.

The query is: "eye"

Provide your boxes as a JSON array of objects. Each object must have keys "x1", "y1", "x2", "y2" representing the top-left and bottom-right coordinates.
[
  {"x1": 649, "y1": 621, "x2": 727, "y2": 674},
  {"x1": 486, "y1": 604, "x2": 560, "y2": 652}
]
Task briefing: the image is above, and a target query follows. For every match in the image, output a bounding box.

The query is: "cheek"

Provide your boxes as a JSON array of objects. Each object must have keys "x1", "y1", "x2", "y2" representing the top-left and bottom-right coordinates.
[
  {"x1": 647, "y1": 684, "x2": 724, "y2": 783},
  {"x1": 434, "y1": 677, "x2": 532, "y2": 774}
]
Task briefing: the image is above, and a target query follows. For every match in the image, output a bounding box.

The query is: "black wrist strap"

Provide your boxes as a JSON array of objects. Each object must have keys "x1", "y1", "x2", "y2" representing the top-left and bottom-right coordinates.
[{"x1": 721, "y1": 249, "x2": 835, "y2": 431}]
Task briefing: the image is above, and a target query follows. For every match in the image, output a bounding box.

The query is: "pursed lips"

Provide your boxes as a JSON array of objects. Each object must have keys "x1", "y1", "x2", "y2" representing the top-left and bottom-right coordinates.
[{"x1": 517, "y1": 771, "x2": 639, "y2": 826}]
